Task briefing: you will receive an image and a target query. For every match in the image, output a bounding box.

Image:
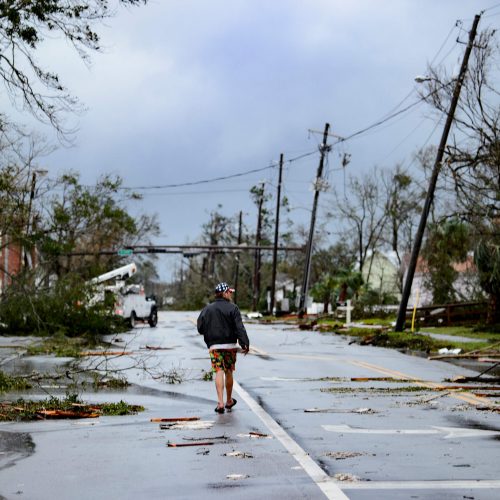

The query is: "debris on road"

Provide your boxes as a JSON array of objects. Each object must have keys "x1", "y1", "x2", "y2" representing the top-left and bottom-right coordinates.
[
  {"x1": 350, "y1": 376, "x2": 416, "y2": 382},
  {"x1": 141, "y1": 345, "x2": 174, "y2": 350},
  {"x1": 226, "y1": 474, "x2": 249, "y2": 480},
  {"x1": 304, "y1": 407, "x2": 378, "y2": 414},
  {"x1": 249, "y1": 431, "x2": 270, "y2": 438},
  {"x1": 324, "y1": 451, "x2": 365, "y2": 460},
  {"x1": 79, "y1": 351, "x2": 133, "y2": 356},
  {"x1": 417, "y1": 391, "x2": 452, "y2": 403},
  {"x1": 333, "y1": 473, "x2": 360, "y2": 482},
  {"x1": 237, "y1": 431, "x2": 272, "y2": 439},
  {"x1": 160, "y1": 420, "x2": 214, "y2": 430},
  {"x1": 167, "y1": 441, "x2": 214, "y2": 447},
  {"x1": 0, "y1": 398, "x2": 143, "y2": 421},
  {"x1": 151, "y1": 417, "x2": 200, "y2": 422},
  {"x1": 429, "y1": 341, "x2": 500, "y2": 360},
  {"x1": 224, "y1": 450, "x2": 253, "y2": 458},
  {"x1": 36, "y1": 409, "x2": 99, "y2": 419},
  {"x1": 438, "y1": 347, "x2": 462, "y2": 355},
  {"x1": 183, "y1": 435, "x2": 228, "y2": 442}
]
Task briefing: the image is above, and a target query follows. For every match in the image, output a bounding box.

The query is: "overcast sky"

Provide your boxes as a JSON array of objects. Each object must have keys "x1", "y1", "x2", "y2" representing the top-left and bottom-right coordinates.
[{"x1": 8, "y1": 0, "x2": 500, "y2": 280}]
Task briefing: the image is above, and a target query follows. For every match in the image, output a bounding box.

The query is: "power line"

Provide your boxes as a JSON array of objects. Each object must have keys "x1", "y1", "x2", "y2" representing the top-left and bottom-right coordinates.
[
  {"x1": 431, "y1": 21, "x2": 461, "y2": 66},
  {"x1": 482, "y1": 2, "x2": 500, "y2": 13},
  {"x1": 334, "y1": 80, "x2": 456, "y2": 146},
  {"x1": 119, "y1": 149, "x2": 317, "y2": 191}
]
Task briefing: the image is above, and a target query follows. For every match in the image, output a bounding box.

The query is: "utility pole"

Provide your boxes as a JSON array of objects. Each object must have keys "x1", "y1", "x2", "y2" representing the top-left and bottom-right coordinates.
[
  {"x1": 270, "y1": 154, "x2": 284, "y2": 315},
  {"x1": 252, "y1": 182, "x2": 265, "y2": 311},
  {"x1": 233, "y1": 210, "x2": 243, "y2": 305},
  {"x1": 395, "y1": 13, "x2": 481, "y2": 332},
  {"x1": 298, "y1": 122, "x2": 331, "y2": 317}
]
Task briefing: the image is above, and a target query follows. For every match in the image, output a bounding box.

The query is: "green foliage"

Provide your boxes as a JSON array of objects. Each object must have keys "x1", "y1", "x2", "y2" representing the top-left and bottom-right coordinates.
[
  {"x1": 27, "y1": 334, "x2": 93, "y2": 357},
  {"x1": 0, "y1": 273, "x2": 125, "y2": 338},
  {"x1": 98, "y1": 400, "x2": 144, "y2": 416},
  {"x1": 0, "y1": 371, "x2": 32, "y2": 393},
  {"x1": 0, "y1": 1, "x2": 149, "y2": 132},
  {"x1": 475, "y1": 232, "x2": 500, "y2": 324},
  {"x1": 422, "y1": 220, "x2": 471, "y2": 304},
  {"x1": 475, "y1": 238, "x2": 500, "y2": 296},
  {"x1": 41, "y1": 172, "x2": 159, "y2": 279},
  {"x1": 0, "y1": 395, "x2": 144, "y2": 421}
]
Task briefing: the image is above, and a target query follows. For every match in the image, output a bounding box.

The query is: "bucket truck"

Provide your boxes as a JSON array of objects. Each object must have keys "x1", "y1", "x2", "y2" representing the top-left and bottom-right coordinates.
[{"x1": 91, "y1": 262, "x2": 158, "y2": 328}]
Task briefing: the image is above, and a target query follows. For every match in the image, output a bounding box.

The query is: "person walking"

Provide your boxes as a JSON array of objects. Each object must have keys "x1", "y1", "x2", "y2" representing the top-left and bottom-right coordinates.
[{"x1": 197, "y1": 282, "x2": 250, "y2": 414}]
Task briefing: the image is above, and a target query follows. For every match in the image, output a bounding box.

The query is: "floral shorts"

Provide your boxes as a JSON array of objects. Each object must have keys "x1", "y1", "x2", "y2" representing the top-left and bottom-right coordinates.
[{"x1": 209, "y1": 349, "x2": 237, "y2": 373}]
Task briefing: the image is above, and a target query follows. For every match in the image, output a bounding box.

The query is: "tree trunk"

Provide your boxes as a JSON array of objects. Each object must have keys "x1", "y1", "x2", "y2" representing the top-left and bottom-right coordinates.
[{"x1": 487, "y1": 293, "x2": 499, "y2": 325}]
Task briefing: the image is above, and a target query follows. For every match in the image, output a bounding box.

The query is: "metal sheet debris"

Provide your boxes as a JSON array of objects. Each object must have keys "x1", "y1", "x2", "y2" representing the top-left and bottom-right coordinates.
[
  {"x1": 304, "y1": 407, "x2": 378, "y2": 414},
  {"x1": 223, "y1": 451, "x2": 253, "y2": 458},
  {"x1": 161, "y1": 420, "x2": 214, "y2": 430},
  {"x1": 226, "y1": 474, "x2": 249, "y2": 480}
]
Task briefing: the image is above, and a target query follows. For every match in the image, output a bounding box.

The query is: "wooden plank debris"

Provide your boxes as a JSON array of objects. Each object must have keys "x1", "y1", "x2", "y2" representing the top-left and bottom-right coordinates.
[
  {"x1": 141, "y1": 345, "x2": 173, "y2": 350},
  {"x1": 167, "y1": 442, "x2": 214, "y2": 447},
  {"x1": 79, "y1": 351, "x2": 133, "y2": 356},
  {"x1": 36, "y1": 409, "x2": 99, "y2": 419},
  {"x1": 350, "y1": 377, "x2": 415, "y2": 382},
  {"x1": 153, "y1": 416, "x2": 200, "y2": 422}
]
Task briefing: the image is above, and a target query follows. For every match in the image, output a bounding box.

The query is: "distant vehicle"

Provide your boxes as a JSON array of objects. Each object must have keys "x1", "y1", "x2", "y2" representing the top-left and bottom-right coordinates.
[{"x1": 90, "y1": 262, "x2": 158, "y2": 328}]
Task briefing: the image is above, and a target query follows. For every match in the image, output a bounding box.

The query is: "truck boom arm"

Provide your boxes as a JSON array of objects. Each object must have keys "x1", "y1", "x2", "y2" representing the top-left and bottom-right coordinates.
[{"x1": 90, "y1": 262, "x2": 137, "y2": 285}]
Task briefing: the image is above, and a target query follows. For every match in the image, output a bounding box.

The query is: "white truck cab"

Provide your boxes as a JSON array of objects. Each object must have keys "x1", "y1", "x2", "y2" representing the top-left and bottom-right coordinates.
[{"x1": 91, "y1": 262, "x2": 158, "y2": 328}]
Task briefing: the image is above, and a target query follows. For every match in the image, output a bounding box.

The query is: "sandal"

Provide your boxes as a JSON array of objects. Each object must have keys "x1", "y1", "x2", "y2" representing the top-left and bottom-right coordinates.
[
  {"x1": 214, "y1": 405, "x2": 225, "y2": 414},
  {"x1": 225, "y1": 398, "x2": 237, "y2": 410}
]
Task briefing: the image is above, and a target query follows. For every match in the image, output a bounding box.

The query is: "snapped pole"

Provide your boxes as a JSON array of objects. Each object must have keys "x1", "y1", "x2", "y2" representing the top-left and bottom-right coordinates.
[
  {"x1": 298, "y1": 122, "x2": 330, "y2": 317},
  {"x1": 394, "y1": 14, "x2": 481, "y2": 331}
]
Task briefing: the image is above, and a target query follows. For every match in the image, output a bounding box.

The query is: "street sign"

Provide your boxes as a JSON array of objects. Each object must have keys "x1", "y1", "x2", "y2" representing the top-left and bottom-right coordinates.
[{"x1": 117, "y1": 249, "x2": 133, "y2": 256}]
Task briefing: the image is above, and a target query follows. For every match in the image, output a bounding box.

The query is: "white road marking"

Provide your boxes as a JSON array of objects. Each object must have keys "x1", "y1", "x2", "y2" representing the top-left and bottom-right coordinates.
[
  {"x1": 341, "y1": 480, "x2": 500, "y2": 490},
  {"x1": 322, "y1": 424, "x2": 500, "y2": 439},
  {"x1": 234, "y1": 380, "x2": 349, "y2": 500}
]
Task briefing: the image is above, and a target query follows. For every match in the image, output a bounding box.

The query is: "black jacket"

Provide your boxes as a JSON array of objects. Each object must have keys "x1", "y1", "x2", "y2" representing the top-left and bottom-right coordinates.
[{"x1": 197, "y1": 298, "x2": 250, "y2": 349}]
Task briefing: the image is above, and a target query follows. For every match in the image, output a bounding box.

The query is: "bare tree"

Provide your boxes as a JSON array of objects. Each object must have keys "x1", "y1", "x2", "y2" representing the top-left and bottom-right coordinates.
[
  {"x1": 0, "y1": 1, "x2": 148, "y2": 134},
  {"x1": 418, "y1": 28, "x2": 499, "y2": 227},
  {"x1": 380, "y1": 163, "x2": 424, "y2": 290},
  {"x1": 330, "y1": 168, "x2": 388, "y2": 281}
]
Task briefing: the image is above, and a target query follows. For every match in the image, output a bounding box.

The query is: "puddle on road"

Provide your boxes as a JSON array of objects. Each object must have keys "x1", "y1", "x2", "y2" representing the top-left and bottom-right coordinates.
[
  {"x1": 0, "y1": 431, "x2": 35, "y2": 471},
  {"x1": 126, "y1": 384, "x2": 213, "y2": 405},
  {"x1": 445, "y1": 415, "x2": 500, "y2": 440}
]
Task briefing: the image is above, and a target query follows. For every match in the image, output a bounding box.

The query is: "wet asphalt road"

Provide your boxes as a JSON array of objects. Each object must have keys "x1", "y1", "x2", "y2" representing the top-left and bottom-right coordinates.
[{"x1": 0, "y1": 311, "x2": 499, "y2": 499}]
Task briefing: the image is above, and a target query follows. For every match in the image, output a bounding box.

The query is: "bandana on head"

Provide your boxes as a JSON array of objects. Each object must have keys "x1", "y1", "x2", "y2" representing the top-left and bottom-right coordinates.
[{"x1": 215, "y1": 282, "x2": 234, "y2": 293}]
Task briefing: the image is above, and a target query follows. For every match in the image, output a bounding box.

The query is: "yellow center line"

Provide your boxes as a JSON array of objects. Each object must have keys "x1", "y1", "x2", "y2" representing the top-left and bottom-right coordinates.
[{"x1": 348, "y1": 359, "x2": 491, "y2": 407}]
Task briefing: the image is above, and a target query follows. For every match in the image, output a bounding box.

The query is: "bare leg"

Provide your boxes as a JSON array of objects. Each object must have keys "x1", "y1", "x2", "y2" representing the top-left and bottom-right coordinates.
[
  {"x1": 225, "y1": 370, "x2": 234, "y2": 405},
  {"x1": 215, "y1": 370, "x2": 225, "y2": 408}
]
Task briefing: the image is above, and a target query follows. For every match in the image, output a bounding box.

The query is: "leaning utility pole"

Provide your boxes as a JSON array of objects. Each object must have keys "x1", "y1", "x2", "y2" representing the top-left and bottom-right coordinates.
[
  {"x1": 395, "y1": 13, "x2": 481, "y2": 332},
  {"x1": 270, "y1": 153, "x2": 284, "y2": 315},
  {"x1": 298, "y1": 122, "x2": 330, "y2": 317}
]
